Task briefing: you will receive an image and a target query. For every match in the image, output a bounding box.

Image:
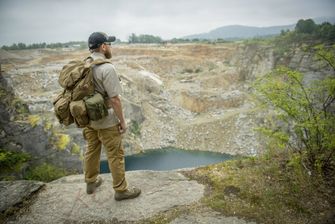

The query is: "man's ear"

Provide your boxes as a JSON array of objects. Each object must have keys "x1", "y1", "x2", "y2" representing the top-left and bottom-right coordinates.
[{"x1": 99, "y1": 44, "x2": 106, "y2": 53}]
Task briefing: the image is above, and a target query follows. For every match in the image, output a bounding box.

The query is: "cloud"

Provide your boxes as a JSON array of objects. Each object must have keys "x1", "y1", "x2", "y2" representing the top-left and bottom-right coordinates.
[{"x1": 0, "y1": 0, "x2": 334, "y2": 45}]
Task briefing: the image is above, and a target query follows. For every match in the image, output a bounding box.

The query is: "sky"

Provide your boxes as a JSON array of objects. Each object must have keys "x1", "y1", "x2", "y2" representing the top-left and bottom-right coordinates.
[{"x1": 0, "y1": 0, "x2": 334, "y2": 45}]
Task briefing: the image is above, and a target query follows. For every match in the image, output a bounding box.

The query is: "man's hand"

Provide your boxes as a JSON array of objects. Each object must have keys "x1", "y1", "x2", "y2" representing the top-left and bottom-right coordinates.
[
  {"x1": 108, "y1": 95, "x2": 127, "y2": 134},
  {"x1": 119, "y1": 121, "x2": 127, "y2": 134}
]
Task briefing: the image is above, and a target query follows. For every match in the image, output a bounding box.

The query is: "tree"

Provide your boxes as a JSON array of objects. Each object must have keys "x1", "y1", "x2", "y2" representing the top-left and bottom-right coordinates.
[
  {"x1": 318, "y1": 22, "x2": 335, "y2": 41},
  {"x1": 17, "y1": 43, "x2": 26, "y2": 49},
  {"x1": 254, "y1": 45, "x2": 335, "y2": 177},
  {"x1": 295, "y1": 19, "x2": 317, "y2": 34},
  {"x1": 128, "y1": 33, "x2": 138, "y2": 43},
  {"x1": 128, "y1": 33, "x2": 162, "y2": 43}
]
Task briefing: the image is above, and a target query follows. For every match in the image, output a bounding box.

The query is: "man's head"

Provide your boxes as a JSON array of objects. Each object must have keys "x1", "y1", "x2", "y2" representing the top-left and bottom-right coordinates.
[{"x1": 88, "y1": 32, "x2": 115, "y2": 59}]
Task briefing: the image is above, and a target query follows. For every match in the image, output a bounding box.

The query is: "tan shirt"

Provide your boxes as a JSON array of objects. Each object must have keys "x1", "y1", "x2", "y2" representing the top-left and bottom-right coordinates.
[{"x1": 88, "y1": 52, "x2": 122, "y2": 129}]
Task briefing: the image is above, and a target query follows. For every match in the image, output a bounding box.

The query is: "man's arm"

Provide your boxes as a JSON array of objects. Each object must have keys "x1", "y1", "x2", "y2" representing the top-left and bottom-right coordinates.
[{"x1": 108, "y1": 95, "x2": 127, "y2": 134}]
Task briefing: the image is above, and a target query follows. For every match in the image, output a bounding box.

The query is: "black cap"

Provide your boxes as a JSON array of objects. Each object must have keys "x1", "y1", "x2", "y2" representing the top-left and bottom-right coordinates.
[{"x1": 88, "y1": 32, "x2": 116, "y2": 49}]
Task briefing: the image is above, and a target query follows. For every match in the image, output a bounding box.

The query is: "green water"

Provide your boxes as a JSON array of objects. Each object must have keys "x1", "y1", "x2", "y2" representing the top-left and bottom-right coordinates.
[{"x1": 100, "y1": 148, "x2": 234, "y2": 172}]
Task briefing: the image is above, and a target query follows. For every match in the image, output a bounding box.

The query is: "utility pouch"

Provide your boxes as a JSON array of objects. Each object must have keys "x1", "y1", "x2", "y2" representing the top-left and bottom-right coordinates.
[{"x1": 84, "y1": 93, "x2": 108, "y2": 121}]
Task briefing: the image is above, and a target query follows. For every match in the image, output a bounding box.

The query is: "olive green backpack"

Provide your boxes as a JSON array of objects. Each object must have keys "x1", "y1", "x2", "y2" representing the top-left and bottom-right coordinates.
[{"x1": 53, "y1": 58, "x2": 110, "y2": 128}]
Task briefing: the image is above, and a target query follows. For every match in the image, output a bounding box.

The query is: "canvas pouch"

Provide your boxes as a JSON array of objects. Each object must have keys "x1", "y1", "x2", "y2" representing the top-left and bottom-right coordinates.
[
  {"x1": 69, "y1": 100, "x2": 90, "y2": 128},
  {"x1": 53, "y1": 91, "x2": 74, "y2": 125},
  {"x1": 84, "y1": 93, "x2": 108, "y2": 121}
]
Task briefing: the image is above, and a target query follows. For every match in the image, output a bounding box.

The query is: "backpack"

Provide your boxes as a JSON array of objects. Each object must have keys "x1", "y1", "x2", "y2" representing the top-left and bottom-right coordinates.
[{"x1": 53, "y1": 57, "x2": 110, "y2": 128}]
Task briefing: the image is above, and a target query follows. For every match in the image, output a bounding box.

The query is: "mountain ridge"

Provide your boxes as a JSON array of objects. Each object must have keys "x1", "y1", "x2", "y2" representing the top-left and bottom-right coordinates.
[
  {"x1": 184, "y1": 24, "x2": 295, "y2": 40},
  {"x1": 182, "y1": 16, "x2": 335, "y2": 40}
]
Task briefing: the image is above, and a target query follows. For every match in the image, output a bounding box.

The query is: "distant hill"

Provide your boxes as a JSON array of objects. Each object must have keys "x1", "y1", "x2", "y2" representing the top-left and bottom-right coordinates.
[
  {"x1": 184, "y1": 24, "x2": 295, "y2": 40},
  {"x1": 183, "y1": 16, "x2": 335, "y2": 40}
]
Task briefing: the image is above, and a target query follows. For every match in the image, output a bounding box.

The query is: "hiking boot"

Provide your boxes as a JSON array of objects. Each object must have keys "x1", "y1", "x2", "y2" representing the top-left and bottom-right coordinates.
[
  {"x1": 86, "y1": 176, "x2": 103, "y2": 194},
  {"x1": 114, "y1": 187, "x2": 141, "y2": 201}
]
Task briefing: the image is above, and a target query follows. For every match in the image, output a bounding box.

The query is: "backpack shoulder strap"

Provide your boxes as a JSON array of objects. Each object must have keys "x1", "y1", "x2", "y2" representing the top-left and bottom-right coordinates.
[
  {"x1": 84, "y1": 57, "x2": 112, "y2": 68},
  {"x1": 91, "y1": 59, "x2": 112, "y2": 66}
]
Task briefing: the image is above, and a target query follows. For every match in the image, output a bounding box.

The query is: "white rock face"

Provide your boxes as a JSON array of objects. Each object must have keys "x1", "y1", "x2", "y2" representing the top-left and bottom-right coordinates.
[{"x1": 139, "y1": 70, "x2": 163, "y2": 86}]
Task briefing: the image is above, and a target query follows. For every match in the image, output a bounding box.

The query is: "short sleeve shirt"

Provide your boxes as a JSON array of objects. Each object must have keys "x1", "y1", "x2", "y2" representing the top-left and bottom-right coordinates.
[{"x1": 88, "y1": 52, "x2": 122, "y2": 129}]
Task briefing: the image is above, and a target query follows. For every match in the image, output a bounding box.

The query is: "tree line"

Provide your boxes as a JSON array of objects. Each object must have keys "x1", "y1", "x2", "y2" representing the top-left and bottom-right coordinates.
[
  {"x1": 128, "y1": 33, "x2": 162, "y2": 43},
  {"x1": 2, "y1": 19, "x2": 334, "y2": 50},
  {"x1": 295, "y1": 19, "x2": 335, "y2": 41},
  {"x1": 1, "y1": 41, "x2": 87, "y2": 51},
  {"x1": 277, "y1": 19, "x2": 335, "y2": 45}
]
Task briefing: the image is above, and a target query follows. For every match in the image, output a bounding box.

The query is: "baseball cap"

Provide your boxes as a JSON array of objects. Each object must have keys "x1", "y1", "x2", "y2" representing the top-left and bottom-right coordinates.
[{"x1": 88, "y1": 32, "x2": 116, "y2": 49}]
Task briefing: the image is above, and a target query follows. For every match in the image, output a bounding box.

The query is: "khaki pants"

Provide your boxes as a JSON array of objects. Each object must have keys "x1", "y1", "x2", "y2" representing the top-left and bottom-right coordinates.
[{"x1": 83, "y1": 125, "x2": 128, "y2": 192}]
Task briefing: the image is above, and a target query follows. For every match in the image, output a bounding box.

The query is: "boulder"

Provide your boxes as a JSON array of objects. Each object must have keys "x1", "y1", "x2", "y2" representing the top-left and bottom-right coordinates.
[{"x1": 0, "y1": 180, "x2": 44, "y2": 214}]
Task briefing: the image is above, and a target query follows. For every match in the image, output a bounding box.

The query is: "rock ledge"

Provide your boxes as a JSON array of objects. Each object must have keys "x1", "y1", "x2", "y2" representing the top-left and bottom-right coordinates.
[{"x1": 7, "y1": 171, "x2": 204, "y2": 223}]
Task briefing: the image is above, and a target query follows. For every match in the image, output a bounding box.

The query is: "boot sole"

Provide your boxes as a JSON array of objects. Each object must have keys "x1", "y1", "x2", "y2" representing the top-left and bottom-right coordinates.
[{"x1": 114, "y1": 191, "x2": 141, "y2": 201}]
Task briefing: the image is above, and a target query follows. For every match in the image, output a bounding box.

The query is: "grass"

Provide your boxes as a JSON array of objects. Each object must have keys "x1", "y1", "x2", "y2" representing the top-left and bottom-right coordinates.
[
  {"x1": 184, "y1": 150, "x2": 335, "y2": 224},
  {"x1": 138, "y1": 203, "x2": 204, "y2": 224},
  {"x1": 0, "y1": 149, "x2": 30, "y2": 172},
  {"x1": 0, "y1": 149, "x2": 72, "y2": 182},
  {"x1": 24, "y1": 163, "x2": 68, "y2": 182}
]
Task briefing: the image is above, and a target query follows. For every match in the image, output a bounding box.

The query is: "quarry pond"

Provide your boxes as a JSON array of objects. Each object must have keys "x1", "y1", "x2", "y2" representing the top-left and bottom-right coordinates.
[{"x1": 100, "y1": 147, "x2": 235, "y2": 172}]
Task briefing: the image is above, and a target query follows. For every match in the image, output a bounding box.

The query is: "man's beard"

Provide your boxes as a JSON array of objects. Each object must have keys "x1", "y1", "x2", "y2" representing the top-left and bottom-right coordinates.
[{"x1": 105, "y1": 49, "x2": 112, "y2": 59}]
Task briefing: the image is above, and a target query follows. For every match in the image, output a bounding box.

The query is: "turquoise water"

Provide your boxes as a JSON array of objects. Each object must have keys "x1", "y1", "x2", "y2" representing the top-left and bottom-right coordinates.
[{"x1": 100, "y1": 148, "x2": 234, "y2": 172}]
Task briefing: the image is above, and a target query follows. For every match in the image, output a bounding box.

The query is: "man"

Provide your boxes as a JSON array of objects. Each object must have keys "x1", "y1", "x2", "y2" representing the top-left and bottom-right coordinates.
[{"x1": 83, "y1": 32, "x2": 141, "y2": 201}]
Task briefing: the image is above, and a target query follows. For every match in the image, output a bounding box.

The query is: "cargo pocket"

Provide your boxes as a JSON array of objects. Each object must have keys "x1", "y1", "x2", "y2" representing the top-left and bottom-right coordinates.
[{"x1": 70, "y1": 100, "x2": 90, "y2": 128}]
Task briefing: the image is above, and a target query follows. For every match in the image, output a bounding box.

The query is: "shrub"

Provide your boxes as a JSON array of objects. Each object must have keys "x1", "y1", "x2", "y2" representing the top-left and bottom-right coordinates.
[
  {"x1": 71, "y1": 143, "x2": 80, "y2": 155},
  {"x1": 28, "y1": 115, "x2": 41, "y2": 127},
  {"x1": 0, "y1": 149, "x2": 30, "y2": 171},
  {"x1": 181, "y1": 68, "x2": 194, "y2": 74},
  {"x1": 12, "y1": 98, "x2": 29, "y2": 114},
  {"x1": 56, "y1": 134, "x2": 70, "y2": 150},
  {"x1": 194, "y1": 68, "x2": 203, "y2": 73},
  {"x1": 0, "y1": 87, "x2": 6, "y2": 98},
  {"x1": 129, "y1": 120, "x2": 141, "y2": 137},
  {"x1": 24, "y1": 163, "x2": 68, "y2": 182},
  {"x1": 254, "y1": 44, "x2": 335, "y2": 177},
  {"x1": 43, "y1": 120, "x2": 53, "y2": 131}
]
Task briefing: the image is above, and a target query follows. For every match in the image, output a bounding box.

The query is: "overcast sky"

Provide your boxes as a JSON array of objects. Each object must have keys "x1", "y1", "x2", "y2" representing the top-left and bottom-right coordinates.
[{"x1": 0, "y1": 0, "x2": 334, "y2": 45}]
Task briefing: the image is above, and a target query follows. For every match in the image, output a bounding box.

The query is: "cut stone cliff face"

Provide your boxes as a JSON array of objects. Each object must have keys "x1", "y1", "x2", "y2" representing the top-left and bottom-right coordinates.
[
  {"x1": 0, "y1": 71, "x2": 83, "y2": 174},
  {"x1": 1, "y1": 43, "x2": 331, "y2": 158}
]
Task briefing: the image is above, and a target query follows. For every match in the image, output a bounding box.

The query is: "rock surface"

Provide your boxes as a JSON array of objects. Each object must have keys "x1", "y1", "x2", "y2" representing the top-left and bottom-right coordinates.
[
  {"x1": 7, "y1": 171, "x2": 205, "y2": 223},
  {"x1": 0, "y1": 180, "x2": 45, "y2": 213},
  {"x1": 0, "y1": 73, "x2": 83, "y2": 173}
]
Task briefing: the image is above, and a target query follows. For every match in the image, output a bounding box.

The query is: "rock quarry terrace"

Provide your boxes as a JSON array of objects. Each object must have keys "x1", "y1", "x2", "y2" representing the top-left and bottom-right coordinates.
[
  {"x1": 1, "y1": 43, "x2": 273, "y2": 158},
  {"x1": 0, "y1": 42, "x2": 332, "y2": 224}
]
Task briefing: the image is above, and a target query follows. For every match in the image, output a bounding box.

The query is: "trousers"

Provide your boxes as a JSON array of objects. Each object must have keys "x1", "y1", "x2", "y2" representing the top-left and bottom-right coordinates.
[{"x1": 83, "y1": 125, "x2": 128, "y2": 192}]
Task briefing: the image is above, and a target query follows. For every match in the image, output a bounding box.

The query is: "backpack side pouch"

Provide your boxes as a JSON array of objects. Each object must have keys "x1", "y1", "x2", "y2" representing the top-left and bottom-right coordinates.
[
  {"x1": 69, "y1": 100, "x2": 90, "y2": 128},
  {"x1": 84, "y1": 93, "x2": 108, "y2": 121},
  {"x1": 53, "y1": 92, "x2": 74, "y2": 126}
]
